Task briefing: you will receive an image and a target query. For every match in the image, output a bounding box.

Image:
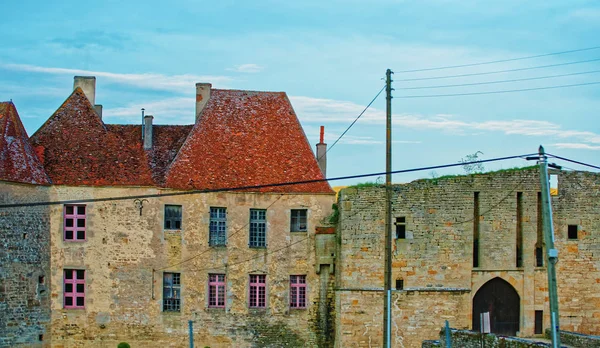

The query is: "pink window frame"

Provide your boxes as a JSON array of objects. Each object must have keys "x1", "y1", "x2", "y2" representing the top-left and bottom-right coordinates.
[
  {"x1": 290, "y1": 275, "x2": 307, "y2": 308},
  {"x1": 63, "y1": 269, "x2": 85, "y2": 309},
  {"x1": 63, "y1": 204, "x2": 86, "y2": 242},
  {"x1": 208, "y1": 274, "x2": 226, "y2": 308},
  {"x1": 248, "y1": 274, "x2": 266, "y2": 308}
]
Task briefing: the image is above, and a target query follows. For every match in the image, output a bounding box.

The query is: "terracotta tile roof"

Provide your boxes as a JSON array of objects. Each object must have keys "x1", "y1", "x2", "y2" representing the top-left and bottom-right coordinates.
[
  {"x1": 29, "y1": 88, "x2": 191, "y2": 187},
  {"x1": 0, "y1": 102, "x2": 50, "y2": 184},
  {"x1": 165, "y1": 89, "x2": 333, "y2": 193}
]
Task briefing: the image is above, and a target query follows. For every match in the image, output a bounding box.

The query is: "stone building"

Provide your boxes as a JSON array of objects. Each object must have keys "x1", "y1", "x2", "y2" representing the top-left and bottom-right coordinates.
[
  {"x1": 335, "y1": 168, "x2": 600, "y2": 347},
  {"x1": 0, "y1": 77, "x2": 336, "y2": 347}
]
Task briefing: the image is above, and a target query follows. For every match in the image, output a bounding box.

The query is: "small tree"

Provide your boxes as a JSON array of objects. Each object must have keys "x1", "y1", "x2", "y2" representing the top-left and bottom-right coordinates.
[{"x1": 460, "y1": 151, "x2": 485, "y2": 174}]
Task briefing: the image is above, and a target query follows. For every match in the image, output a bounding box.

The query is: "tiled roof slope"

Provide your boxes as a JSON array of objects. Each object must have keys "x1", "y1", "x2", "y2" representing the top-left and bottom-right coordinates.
[
  {"x1": 29, "y1": 88, "x2": 191, "y2": 186},
  {"x1": 165, "y1": 89, "x2": 333, "y2": 193},
  {"x1": 0, "y1": 102, "x2": 50, "y2": 184}
]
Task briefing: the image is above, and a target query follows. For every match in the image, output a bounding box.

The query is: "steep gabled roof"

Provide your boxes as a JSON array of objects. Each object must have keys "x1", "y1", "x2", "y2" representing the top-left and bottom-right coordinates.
[
  {"x1": 165, "y1": 89, "x2": 333, "y2": 193},
  {"x1": 0, "y1": 102, "x2": 50, "y2": 184},
  {"x1": 28, "y1": 88, "x2": 160, "y2": 186}
]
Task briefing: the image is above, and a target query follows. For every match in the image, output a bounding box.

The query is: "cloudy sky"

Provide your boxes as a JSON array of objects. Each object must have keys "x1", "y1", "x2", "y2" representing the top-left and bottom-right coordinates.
[{"x1": 1, "y1": 0, "x2": 599, "y2": 185}]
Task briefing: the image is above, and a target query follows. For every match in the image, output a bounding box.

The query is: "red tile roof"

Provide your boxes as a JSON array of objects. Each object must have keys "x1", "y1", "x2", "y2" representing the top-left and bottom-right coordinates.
[
  {"x1": 28, "y1": 87, "x2": 333, "y2": 194},
  {"x1": 165, "y1": 89, "x2": 332, "y2": 193},
  {"x1": 0, "y1": 102, "x2": 50, "y2": 184}
]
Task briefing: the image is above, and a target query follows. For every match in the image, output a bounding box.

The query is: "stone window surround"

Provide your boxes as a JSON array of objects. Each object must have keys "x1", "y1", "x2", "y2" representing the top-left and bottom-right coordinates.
[
  {"x1": 289, "y1": 275, "x2": 307, "y2": 308},
  {"x1": 290, "y1": 209, "x2": 308, "y2": 232},
  {"x1": 209, "y1": 207, "x2": 227, "y2": 246},
  {"x1": 208, "y1": 273, "x2": 226, "y2": 308},
  {"x1": 249, "y1": 274, "x2": 267, "y2": 308},
  {"x1": 249, "y1": 209, "x2": 267, "y2": 248},
  {"x1": 63, "y1": 204, "x2": 86, "y2": 241},
  {"x1": 63, "y1": 269, "x2": 85, "y2": 309}
]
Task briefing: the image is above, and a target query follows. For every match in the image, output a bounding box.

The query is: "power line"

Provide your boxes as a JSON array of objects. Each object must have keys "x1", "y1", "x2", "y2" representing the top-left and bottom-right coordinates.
[
  {"x1": 319, "y1": 85, "x2": 386, "y2": 160},
  {"x1": 396, "y1": 70, "x2": 600, "y2": 90},
  {"x1": 0, "y1": 153, "x2": 535, "y2": 209},
  {"x1": 395, "y1": 46, "x2": 600, "y2": 73},
  {"x1": 395, "y1": 81, "x2": 600, "y2": 99},
  {"x1": 397, "y1": 58, "x2": 600, "y2": 82},
  {"x1": 154, "y1": 194, "x2": 284, "y2": 272},
  {"x1": 547, "y1": 153, "x2": 600, "y2": 170}
]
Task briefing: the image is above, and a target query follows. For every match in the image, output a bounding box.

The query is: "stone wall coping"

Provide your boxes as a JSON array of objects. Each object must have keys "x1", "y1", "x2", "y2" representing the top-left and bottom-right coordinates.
[{"x1": 336, "y1": 287, "x2": 471, "y2": 293}]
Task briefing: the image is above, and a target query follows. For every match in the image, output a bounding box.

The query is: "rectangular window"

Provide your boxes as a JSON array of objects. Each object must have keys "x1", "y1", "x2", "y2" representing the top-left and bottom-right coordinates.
[
  {"x1": 64, "y1": 205, "x2": 86, "y2": 241},
  {"x1": 568, "y1": 225, "x2": 578, "y2": 240},
  {"x1": 63, "y1": 269, "x2": 85, "y2": 309},
  {"x1": 290, "y1": 275, "x2": 307, "y2": 308},
  {"x1": 516, "y1": 192, "x2": 523, "y2": 268},
  {"x1": 290, "y1": 209, "x2": 308, "y2": 232},
  {"x1": 249, "y1": 274, "x2": 266, "y2": 308},
  {"x1": 473, "y1": 192, "x2": 480, "y2": 267},
  {"x1": 249, "y1": 209, "x2": 266, "y2": 248},
  {"x1": 536, "y1": 192, "x2": 544, "y2": 267},
  {"x1": 164, "y1": 205, "x2": 182, "y2": 230},
  {"x1": 396, "y1": 279, "x2": 404, "y2": 290},
  {"x1": 395, "y1": 217, "x2": 406, "y2": 239},
  {"x1": 535, "y1": 310, "x2": 543, "y2": 334},
  {"x1": 208, "y1": 274, "x2": 226, "y2": 308},
  {"x1": 209, "y1": 207, "x2": 227, "y2": 246},
  {"x1": 163, "y1": 272, "x2": 181, "y2": 312}
]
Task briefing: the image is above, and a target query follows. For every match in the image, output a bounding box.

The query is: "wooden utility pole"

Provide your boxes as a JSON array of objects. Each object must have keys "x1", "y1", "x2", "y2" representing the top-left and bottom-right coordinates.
[
  {"x1": 538, "y1": 145, "x2": 561, "y2": 348},
  {"x1": 383, "y1": 69, "x2": 393, "y2": 348}
]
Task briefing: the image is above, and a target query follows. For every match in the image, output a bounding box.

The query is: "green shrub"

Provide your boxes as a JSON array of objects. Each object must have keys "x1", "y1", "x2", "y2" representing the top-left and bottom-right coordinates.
[{"x1": 117, "y1": 343, "x2": 131, "y2": 348}]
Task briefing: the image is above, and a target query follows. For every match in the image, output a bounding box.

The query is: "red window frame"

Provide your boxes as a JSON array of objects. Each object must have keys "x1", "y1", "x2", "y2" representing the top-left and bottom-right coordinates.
[
  {"x1": 290, "y1": 275, "x2": 307, "y2": 308},
  {"x1": 208, "y1": 274, "x2": 226, "y2": 308},
  {"x1": 64, "y1": 269, "x2": 85, "y2": 309},
  {"x1": 249, "y1": 274, "x2": 266, "y2": 308},
  {"x1": 64, "y1": 205, "x2": 86, "y2": 241}
]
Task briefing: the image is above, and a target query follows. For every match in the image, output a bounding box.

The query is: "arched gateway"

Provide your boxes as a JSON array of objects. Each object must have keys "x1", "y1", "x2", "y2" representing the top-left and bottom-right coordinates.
[{"x1": 472, "y1": 277, "x2": 520, "y2": 336}]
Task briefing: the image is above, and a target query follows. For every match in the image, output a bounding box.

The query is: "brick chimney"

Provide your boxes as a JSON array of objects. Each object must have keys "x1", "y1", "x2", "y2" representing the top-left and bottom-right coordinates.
[
  {"x1": 316, "y1": 126, "x2": 327, "y2": 177},
  {"x1": 73, "y1": 76, "x2": 96, "y2": 106},
  {"x1": 195, "y1": 83, "x2": 212, "y2": 122},
  {"x1": 143, "y1": 115, "x2": 153, "y2": 150}
]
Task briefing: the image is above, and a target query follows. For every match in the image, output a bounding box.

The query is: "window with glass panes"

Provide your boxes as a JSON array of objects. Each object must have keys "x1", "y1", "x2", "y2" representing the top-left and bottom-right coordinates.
[
  {"x1": 209, "y1": 207, "x2": 227, "y2": 246},
  {"x1": 290, "y1": 209, "x2": 307, "y2": 232},
  {"x1": 290, "y1": 275, "x2": 307, "y2": 308},
  {"x1": 249, "y1": 209, "x2": 266, "y2": 247},
  {"x1": 63, "y1": 269, "x2": 85, "y2": 308},
  {"x1": 64, "y1": 205, "x2": 86, "y2": 241},
  {"x1": 163, "y1": 272, "x2": 181, "y2": 312},
  {"x1": 164, "y1": 205, "x2": 182, "y2": 230},
  {"x1": 249, "y1": 274, "x2": 266, "y2": 308},
  {"x1": 208, "y1": 274, "x2": 226, "y2": 308}
]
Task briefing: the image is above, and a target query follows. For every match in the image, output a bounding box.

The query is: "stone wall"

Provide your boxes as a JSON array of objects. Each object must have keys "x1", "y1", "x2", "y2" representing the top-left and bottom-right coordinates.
[
  {"x1": 546, "y1": 329, "x2": 600, "y2": 348},
  {"x1": 0, "y1": 181, "x2": 51, "y2": 347},
  {"x1": 336, "y1": 168, "x2": 600, "y2": 347},
  {"x1": 46, "y1": 186, "x2": 334, "y2": 347}
]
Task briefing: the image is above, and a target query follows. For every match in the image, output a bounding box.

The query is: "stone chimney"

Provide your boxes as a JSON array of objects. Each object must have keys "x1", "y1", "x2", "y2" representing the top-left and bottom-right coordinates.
[
  {"x1": 143, "y1": 115, "x2": 153, "y2": 150},
  {"x1": 316, "y1": 126, "x2": 327, "y2": 177},
  {"x1": 73, "y1": 76, "x2": 96, "y2": 106},
  {"x1": 195, "y1": 83, "x2": 212, "y2": 122},
  {"x1": 94, "y1": 105, "x2": 103, "y2": 120}
]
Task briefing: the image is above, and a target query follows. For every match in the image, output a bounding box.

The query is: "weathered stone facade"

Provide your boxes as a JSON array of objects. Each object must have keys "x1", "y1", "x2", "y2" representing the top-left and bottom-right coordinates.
[
  {"x1": 0, "y1": 181, "x2": 51, "y2": 347},
  {"x1": 336, "y1": 168, "x2": 600, "y2": 348},
  {"x1": 46, "y1": 187, "x2": 334, "y2": 347}
]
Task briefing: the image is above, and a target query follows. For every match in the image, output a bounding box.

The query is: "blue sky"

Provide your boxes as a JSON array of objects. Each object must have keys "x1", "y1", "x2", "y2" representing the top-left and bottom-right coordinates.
[{"x1": 1, "y1": 0, "x2": 599, "y2": 186}]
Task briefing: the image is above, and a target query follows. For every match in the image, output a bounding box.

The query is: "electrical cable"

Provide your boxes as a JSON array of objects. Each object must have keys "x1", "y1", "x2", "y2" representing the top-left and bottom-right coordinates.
[
  {"x1": 546, "y1": 153, "x2": 600, "y2": 170},
  {"x1": 0, "y1": 153, "x2": 536, "y2": 209},
  {"x1": 318, "y1": 85, "x2": 386, "y2": 161},
  {"x1": 395, "y1": 46, "x2": 600, "y2": 73},
  {"x1": 154, "y1": 194, "x2": 284, "y2": 272},
  {"x1": 397, "y1": 58, "x2": 600, "y2": 82},
  {"x1": 396, "y1": 70, "x2": 600, "y2": 90},
  {"x1": 395, "y1": 81, "x2": 600, "y2": 98}
]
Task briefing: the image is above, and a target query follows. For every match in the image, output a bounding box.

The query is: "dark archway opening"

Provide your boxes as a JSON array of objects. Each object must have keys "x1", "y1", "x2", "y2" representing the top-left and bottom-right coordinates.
[{"x1": 472, "y1": 277, "x2": 520, "y2": 336}]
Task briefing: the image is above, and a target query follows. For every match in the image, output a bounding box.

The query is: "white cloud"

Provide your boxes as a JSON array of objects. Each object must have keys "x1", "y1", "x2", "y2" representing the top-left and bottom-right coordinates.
[
  {"x1": 552, "y1": 143, "x2": 600, "y2": 150},
  {"x1": 226, "y1": 64, "x2": 264, "y2": 73},
  {"x1": 1, "y1": 63, "x2": 233, "y2": 93},
  {"x1": 290, "y1": 95, "x2": 600, "y2": 146},
  {"x1": 104, "y1": 97, "x2": 195, "y2": 124}
]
